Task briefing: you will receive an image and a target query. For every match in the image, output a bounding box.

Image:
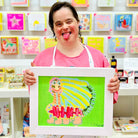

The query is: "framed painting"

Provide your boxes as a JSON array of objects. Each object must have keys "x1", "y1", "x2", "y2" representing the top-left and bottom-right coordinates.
[
  {"x1": 127, "y1": 0, "x2": 138, "y2": 7},
  {"x1": 108, "y1": 36, "x2": 127, "y2": 54},
  {"x1": 30, "y1": 67, "x2": 114, "y2": 136},
  {"x1": 114, "y1": 13, "x2": 133, "y2": 31}
]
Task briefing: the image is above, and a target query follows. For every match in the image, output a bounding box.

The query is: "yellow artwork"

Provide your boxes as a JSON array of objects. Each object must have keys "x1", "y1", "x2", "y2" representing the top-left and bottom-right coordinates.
[
  {"x1": 87, "y1": 37, "x2": 104, "y2": 53},
  {"x1": 44, "y1": 38, "x2": 57, "y2": 49},
  {"x1": 0, "y1": 13, "x2": 3, "y2": 31},
  {"x1": 0, "y1": 0, "x2": 4, "y2": 6},
  {"x1": 72, "y1": 0, "x2": 89, "y2": 7}
]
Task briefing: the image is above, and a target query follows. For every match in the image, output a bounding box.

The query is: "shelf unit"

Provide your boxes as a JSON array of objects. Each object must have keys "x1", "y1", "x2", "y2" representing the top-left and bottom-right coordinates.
[{"x1": 0, "y1": 88, "x2": 138, "y2": 138}]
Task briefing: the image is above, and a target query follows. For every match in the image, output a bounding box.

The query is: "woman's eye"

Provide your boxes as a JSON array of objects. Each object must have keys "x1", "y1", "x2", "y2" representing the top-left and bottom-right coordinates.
[
  {"x1": 66, "y1": 20, "x2": 72, "y2": 24},
  {"x1": 55, "y1": 22, "x2": 62, "y2": 27}
]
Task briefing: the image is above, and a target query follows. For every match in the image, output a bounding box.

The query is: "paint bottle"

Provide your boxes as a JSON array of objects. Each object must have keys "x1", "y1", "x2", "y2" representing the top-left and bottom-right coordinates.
[{"x1": 111, "y1": 56, "x2": 117, "y2": 69}]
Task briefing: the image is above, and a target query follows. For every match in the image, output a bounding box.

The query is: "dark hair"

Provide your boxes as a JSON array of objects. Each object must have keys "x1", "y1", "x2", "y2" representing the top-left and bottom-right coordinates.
[{"x1": 49, "y1": 2, "x2": 81, "y2": 38}]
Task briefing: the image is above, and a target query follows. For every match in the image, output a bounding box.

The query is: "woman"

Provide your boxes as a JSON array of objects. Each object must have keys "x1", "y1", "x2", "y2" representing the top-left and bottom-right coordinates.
[{"x1": 24, "y1": 2, "x2": 119, "y2": 136}]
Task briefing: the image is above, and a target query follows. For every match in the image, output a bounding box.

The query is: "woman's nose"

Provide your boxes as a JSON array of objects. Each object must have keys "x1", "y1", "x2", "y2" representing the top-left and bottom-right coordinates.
[{"x1": 62, "y1": 23, "x2": 68, "y2": 29}]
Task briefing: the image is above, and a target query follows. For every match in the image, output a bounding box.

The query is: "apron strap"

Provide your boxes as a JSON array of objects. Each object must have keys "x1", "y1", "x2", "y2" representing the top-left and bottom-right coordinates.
[{"x1": 52, "y1": 45, "x2": 94, "y2": 68}]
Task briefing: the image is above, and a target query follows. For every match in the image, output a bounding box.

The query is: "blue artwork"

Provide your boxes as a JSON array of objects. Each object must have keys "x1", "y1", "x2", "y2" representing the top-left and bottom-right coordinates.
[
  {"x1": 108, "y1": 37, "x2": 127, "y2": 54},
  {"x1": 114, "y1": 14, "x2": 133, "y2": 31}
]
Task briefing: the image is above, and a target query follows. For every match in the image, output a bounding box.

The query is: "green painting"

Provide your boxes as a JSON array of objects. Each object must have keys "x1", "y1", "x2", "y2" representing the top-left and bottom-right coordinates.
[{"x1": 38, "y1": 76, "x2": 105, "y2": 127}]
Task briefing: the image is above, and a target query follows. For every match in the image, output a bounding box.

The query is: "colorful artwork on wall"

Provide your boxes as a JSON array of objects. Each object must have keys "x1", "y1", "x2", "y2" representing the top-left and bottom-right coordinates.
[
  {"x1": 87, "y1": 37, "x2": 104, "y2": 53},
  {"x1": 11, "y1": 0, "x2": 29, "y2": 7},
  {"x1": 108, "y1": 36, "x2": 127, "y2": 54},
  {"x1": 1, "y1": 37, "x2": 19, "y2": 55},
  {"x1": 0, "y1": 13, "x2": 3, "y2": 31},
  {"x1": 22, "y1": 37, "x2": 40, "y2": 55},
  {"x1": 136, "y1": 14, "x2": 138, "y2": 31},
  {"x1": 28, "y1": 13, "x2": 47, "y2": 31},
  {"x1": 7, "y1": 13, "x2": 25, "y2": 31},
  {"x1": 71, "y1": 0, "x2": 89, "y2": 7},
  {"x1": 79, "y1": 13, "x2": 92, "y2": 32},
  {"x1": 0, "y1": 0, "x2": 4, "y2": 6},
  {"x1": 129, "y1": 36, "x2": 138, "y2": 54},
  {"x1": 127, "y1": 0, "x2": 138, "y2": 7},
  {"x1": 44, "y1": 38, "x2": 57, "y2": 49},
  {"x1": 40, "y1": 0, "x2": 58, "y2": 7},
  {"x1": 114, "y1": 14, "x2": 133, "y2": 31},
  {"x1": 94, "y1": 13, "x2": 112, "y2": 31},
  {"x1": 98, "y1": 0, "x2": 115, "y2": 7}
]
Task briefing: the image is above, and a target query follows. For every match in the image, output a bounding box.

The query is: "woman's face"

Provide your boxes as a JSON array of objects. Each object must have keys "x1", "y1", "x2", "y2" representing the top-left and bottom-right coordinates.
[{"x1": 53, "y1": 7, "x2": 79, "y2": 43}]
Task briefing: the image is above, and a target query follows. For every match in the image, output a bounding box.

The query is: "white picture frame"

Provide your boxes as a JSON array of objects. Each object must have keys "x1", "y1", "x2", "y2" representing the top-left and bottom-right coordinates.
[{"x1": 30, "y1": 67, "x2": 114, "y2": 136}]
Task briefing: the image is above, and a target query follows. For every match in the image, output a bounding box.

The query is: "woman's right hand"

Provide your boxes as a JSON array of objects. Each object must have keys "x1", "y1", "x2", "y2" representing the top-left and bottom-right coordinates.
[{"x1": 23, "y1": 62, "x2": 36, "y2": 86}]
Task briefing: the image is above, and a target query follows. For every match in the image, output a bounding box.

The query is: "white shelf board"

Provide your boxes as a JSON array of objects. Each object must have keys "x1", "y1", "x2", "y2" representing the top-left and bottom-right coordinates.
[
  {"x1": 108, "y1": 130, "x2": 138, "y2": 138},
  {"x1": 0, "y1": 88, "x2": 29, "y2": 98},
  {"x1": 119, "y1": 88, "x2": 138, "y2": 96}
]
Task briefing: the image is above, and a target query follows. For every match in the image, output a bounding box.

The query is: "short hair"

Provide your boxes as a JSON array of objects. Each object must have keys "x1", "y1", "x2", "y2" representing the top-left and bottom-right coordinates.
[{"x1": 49, "y1": 2, "x2": 81, "y2": 37}]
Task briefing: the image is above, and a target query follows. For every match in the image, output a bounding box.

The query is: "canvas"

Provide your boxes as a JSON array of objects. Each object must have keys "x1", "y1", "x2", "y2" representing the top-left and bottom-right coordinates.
[
  {"x1": 129, "y1": 36, "x2": 138, "y2": 54},
  {"x1": 114, "y1": 14, "x2": 133, "y2": 31},
  {"x1": 94, "y1": 13, "x2": 112, "y2": 31},
  {"x1": 22, "y1": 37, "x2": 40, "y2": 55},
  {"x1": 0, "y1": 13, "x2": 3, "y2": 31},
  {"x1": 136, "y1": 14, "x2": 138, "y2": 31},
  {"x1": 11, "y1": 0, "x2": 29, "y2": 7},
  {"x1": 1, "y1": 37, "x2": 19, "y2": 55},
  {"x1": 28, "y1": 13, "x2": 47, "y2": 31},
  {"x1": 87, "y1": 37, "x2": 104, "y2": 53},
  {"x1": 7, "y1": 13, "x2": 25, "y2": 31},
  {"x1": 30, "y1": 67, "x2": 114, "y2": 136},
  {"x1": 71, "y1": 0, "x2": 89, "y2": 7},
  {"x1": 127, "y1": 0, "x2": 138, "y2": 7},
  {"x1": 40, "y1": 0, "x2": 58, "y2": 7},
  {"x1": 0, "y1": 0, "x2": 4, "y2": 6},
  {"x1": 108, "y1": 36, "x2": 127, "y2": 54},
  {"x1": 79, "y1": 13, "x2": 92, "y2": 32},
  {"x1": 44, "y1": 38, "x2": 57, "y2": 49},
  {"x1": 98, "y1": 0, "x2": 115, "y2": 7}
]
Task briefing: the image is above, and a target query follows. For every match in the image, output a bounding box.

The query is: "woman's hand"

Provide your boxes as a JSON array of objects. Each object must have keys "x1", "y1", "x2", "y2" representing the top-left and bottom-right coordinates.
[
  {"x1": 23, "y1": 62, "x2": 36, "y2": 86},
  {"x1": 108, "y1": 75, "x2": 120, "y2": 93}
]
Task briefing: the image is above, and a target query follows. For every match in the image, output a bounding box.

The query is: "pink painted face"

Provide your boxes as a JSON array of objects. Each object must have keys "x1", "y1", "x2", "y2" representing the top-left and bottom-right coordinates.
[{"x1": 53, "y1": 7, "x2": 79, "y2": 43}]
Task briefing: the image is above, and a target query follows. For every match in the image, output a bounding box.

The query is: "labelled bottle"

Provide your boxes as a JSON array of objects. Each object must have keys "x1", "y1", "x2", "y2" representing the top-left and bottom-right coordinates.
[{"x1": 111, "y1": 56, "x2": 117, "y2": 69}]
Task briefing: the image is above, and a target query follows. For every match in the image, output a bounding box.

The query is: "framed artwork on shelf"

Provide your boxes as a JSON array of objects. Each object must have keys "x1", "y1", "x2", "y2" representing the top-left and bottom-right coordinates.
[
  {"x1": 129, "y1": 36, "x2": 138, "y2": 54},
  {"x1": 0, "y1": 0, "x2": 4, "y2": 6},
  {"x1": 98, "y1": 0, "x2": 115, "y2": 7},
  {"x1": 22, "y1": 37, "x2": 40, "y2": 55},
  {"x1": 11, "y1": 0, "x2": 29, "y2": 7},
  {"x1": 0, "y1": 13, "x2": 3, "y2": 31},
  {"x1": 114, "y1": 13, "x2": 133, "y2": 31},
  {"x1": 127, "y1": 0, "x2": 138, "y2": 7},
  {"x1": 78, "y1": 13, "x2": 92, "y2": 32},
  {"x1": 108, "y1": 36, "x2": 127, "y2": 54},
  {"x1": 87, "y1": 37, "x2": 104, "y2": 53},
  {"x1": 44, "y1": 38, "x2": 57, "y2": 49},
  {"x1": 1, "y1": 36, "x2": 19, "y2": 55},
  {"x1": 28, "y1": 13, "x2": 47, "y2": 31},
  {"x1": 30, "y1": 67, "x2": 114, "y2": 136},
  {"x1": 7, "y1": 13, "x2": 25, "y2": 31},
  {"x1": 71, "y1": 0, "x2": 89, "y2": 7},
  {"x1": 40, "y1": 0, "x2": 58, "y2": 7},
  {"x1": 136, "y1": 14, "x2": 138, "y2": 31},
  {"x1": 94, "y1": 13, "x2": 112, "y2": 31}
]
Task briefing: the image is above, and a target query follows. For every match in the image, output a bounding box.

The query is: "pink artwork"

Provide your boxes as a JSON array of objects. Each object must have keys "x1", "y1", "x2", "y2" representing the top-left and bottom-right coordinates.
[
  {"x1": 7, "y1": 13, "x2": 25, "y2": 30},
  {"x1": 136, "y1": 14, "x2": 138, "y2": 31},
  {"x1": 22, "y1": 37, "x2": 40, "y2": 55}
]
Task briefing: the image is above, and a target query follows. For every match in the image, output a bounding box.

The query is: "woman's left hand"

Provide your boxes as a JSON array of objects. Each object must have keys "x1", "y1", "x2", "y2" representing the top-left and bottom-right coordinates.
[{"x1": 108, "y1": 75, "x2": 120, "y2": 93}]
